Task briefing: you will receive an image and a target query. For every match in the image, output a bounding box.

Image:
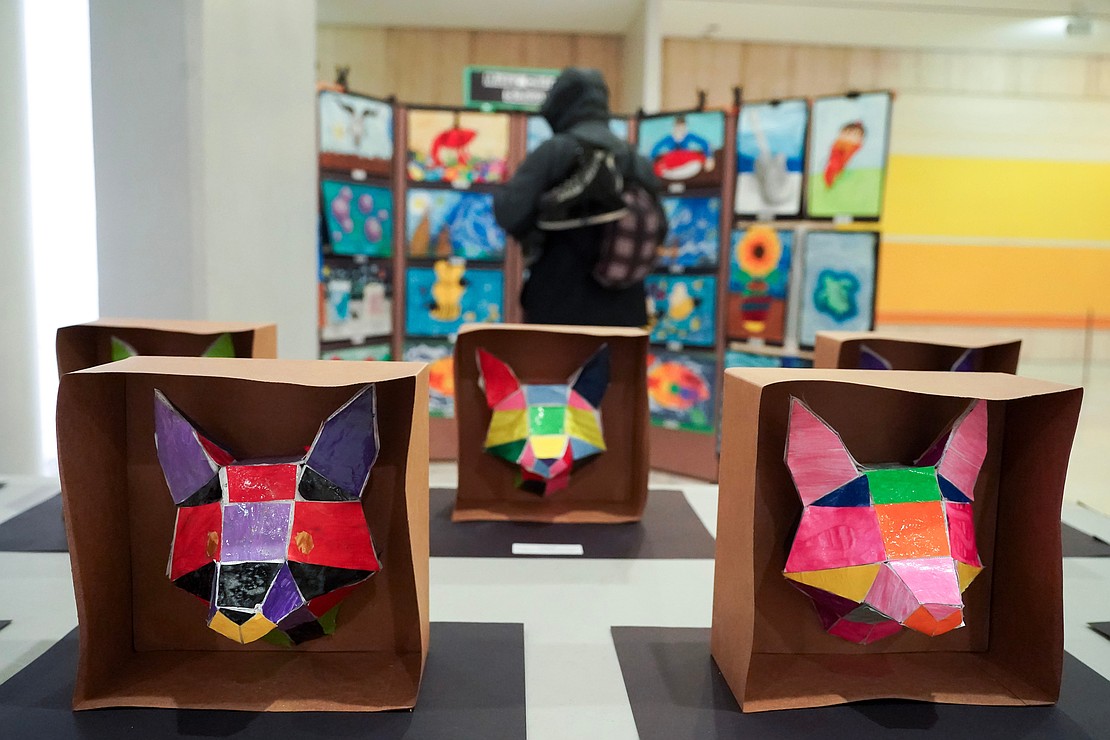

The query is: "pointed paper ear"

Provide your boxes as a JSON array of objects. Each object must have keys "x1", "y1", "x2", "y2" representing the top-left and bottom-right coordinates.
[
  {"x1": 476, "y1": 349, "x2": 521, "y2": 408},
  {"x1": 154, "y1": 390, "x2": 233, "y2": 506},
  {"x1": 202, "y1": 333, "x2": 236, "y2": 358},
  {"x1": 301, "y1": 384, "x2": 379, "y2": 501},
  {"x1": 568, "y1": 344, "x2": 610, "y2": 407},
  {"x1": 949, "y1": 349, "x2": 977, "y2": 372},
  {"x1": 111, "y1": 336, "x2": 138, "y2": 362},
  {"x1": 918, "y1": 399, "x2": 988, "y2": 501},
  {"x1": 858, "y1": 345, "x2": 891, "y2": 370},
  {"x1": 784, "y1": 397, "x2": 860, "y2": 506}
]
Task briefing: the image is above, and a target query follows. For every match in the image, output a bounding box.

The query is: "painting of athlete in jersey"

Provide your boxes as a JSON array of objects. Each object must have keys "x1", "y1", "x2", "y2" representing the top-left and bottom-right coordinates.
[{"x1": 638, "y1": 111, "x2": 726, "y2": 189}]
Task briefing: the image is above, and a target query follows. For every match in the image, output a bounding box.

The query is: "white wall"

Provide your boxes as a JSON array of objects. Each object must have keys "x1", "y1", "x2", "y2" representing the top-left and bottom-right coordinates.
[
  {"x1": 622, "y1": 0, "x2": 663, "y2": 111},
  {"x1": 0, "y1": 2, "x2": 40, "y2": 475},
  {"x1": 90, "y1": 0, "x2": 318, "y2": 359}
]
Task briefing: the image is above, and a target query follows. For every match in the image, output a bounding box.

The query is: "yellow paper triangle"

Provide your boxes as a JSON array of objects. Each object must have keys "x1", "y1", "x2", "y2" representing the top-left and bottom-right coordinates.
[
  {"x1": 784, "y1": 563, "x2": 882, "y2": 602},
  {"x1": 956, "y1": 561, "x2": 983, "y2": 592},
  {"x1": 240, "y1": 614, "x2": 277, "y2": 643},
  {"x1": 484, "y1": 409, "x2": 528, "y2": 448},
  {"x1": 208, "y1": 611, "x2": 243, "y2": 643},
  {"x1": 566, "y1": 406, "x2": 605, "y2": 449}
]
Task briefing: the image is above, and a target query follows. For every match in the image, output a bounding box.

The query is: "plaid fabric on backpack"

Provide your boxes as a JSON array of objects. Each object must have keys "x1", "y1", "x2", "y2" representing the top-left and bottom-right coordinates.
[
  {"x1": 536, "y1": 137, "x2": 666, "y2": 290},
  {"x1": 592, "y1": 183, "x2": 667, "y2": 289}
]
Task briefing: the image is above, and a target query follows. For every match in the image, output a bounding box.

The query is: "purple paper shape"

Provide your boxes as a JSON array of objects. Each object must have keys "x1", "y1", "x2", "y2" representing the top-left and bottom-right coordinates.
[
  {"x1": 221, "y1": 502, "x2": 293, "y2": 562},
  {"x1": 276, "y1": 604, "x2": 319, "y2": 631},
  {"x1": 262, "y1": 564, "x2": 306, "y2": 623},
  {"x1": 154, "y1": 390, "x2": 220, "y2": 504},
  {"x1": 304, "y1": 385, "x2": 379, "y2": 499}
]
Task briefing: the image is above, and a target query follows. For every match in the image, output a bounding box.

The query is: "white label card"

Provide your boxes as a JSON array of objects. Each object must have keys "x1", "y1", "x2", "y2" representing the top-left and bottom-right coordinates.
[{"x1": 512, "y1": 543, "x2": 585, "y2": 556}]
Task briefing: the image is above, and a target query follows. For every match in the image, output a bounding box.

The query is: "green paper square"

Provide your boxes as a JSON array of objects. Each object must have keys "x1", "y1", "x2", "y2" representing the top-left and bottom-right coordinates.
[
  {"x1": 865, "y1": 467, "x2": 942, "y2": 504},
  {"x1": 528, "y1": 405, "x2": 566, "y2": 435},
  {"x1": 487, "y1": 439, "x2": 527, "y2": 464}
]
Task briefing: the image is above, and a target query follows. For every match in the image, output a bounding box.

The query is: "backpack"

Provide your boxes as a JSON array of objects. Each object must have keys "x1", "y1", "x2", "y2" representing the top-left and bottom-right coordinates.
[{"x1": 536, "y1": 139, "x2": 667, "y2": 290}]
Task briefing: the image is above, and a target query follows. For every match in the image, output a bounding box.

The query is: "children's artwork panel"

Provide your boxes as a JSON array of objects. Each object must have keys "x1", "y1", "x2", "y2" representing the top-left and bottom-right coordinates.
[
  {"x1": 318, "y1": 91, "x2": 393, "y2": 176},
  {"x1": 735, "y1": 99, "x2": 808, "y2": 217},
  {"x1": 806, "y1": 92, "x2": 892, "y2": 219},
  {"x1": 646, "y1": 349, "x2": 717, "y2": 434},
  {"x1": 645, "y1": 274, "x2": 718, "y2": 348},
  {"x1": 404, "y1": 260, "x2": 504, "y2": 337},
  {"x1": 638, "y1": 111, "x2": 726, "y2": 188},
  {"x1": 321, "y1": 180, "x2": 393, "y2": 258},
  {"x1": 725, "y1": 350, "x2": 813, "y2": 369},
  {"x1": 726, "y1": 226, "x2": 794, "y2": 343},
  {"x1": 406, "y1": 188, "x2": 506, "y2": 261},
  {"x1": 319, "y1": 259, "x2": 393, "y2": 343},
  {"x1": 526, "y1": 116, "x2": 631, "y2": 153},
  {"x1": 797, "y1": 231, "x2": 879, "y2": 348},
  {"x1": 407, "y1": 109, "x2": 510, "y2": 186},
  {"x1": 321, "y1": 343, "x2": 393, "y2": 361},
  {"x1": 403, "y1": 340, "x2": 456, "y2": 418},
  {"x1": 658, "y1": 196, "x2": 721, "y2": 269}
]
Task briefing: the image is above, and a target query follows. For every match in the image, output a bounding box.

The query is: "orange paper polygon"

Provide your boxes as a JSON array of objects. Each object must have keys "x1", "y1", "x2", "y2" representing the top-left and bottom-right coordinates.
[{"x1": 783, "y1": 397, "x2": 987, "y2": 644}]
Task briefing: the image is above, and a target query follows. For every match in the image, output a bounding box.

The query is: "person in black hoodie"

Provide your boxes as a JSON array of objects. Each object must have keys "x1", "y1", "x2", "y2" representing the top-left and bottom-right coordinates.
[{"x1": 493, "y1": 67, "x2": 660, "y2": 327}]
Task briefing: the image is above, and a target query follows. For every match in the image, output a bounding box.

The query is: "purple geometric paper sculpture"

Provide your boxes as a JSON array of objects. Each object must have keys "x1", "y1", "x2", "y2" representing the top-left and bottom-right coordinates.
[{"x1": 154, "y1": 385, "x2": 381, "y2": 646}]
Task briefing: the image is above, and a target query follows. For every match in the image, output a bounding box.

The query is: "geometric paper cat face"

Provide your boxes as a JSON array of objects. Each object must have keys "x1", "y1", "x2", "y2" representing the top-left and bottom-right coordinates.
[
  {"x1": 477, "y1": 344, "x2": 610, "y2": 496},
  {"x1": 859, "y1": 344, "x2": 977, "y2": 372},
  {"x1": 112, "y1": 332, "x2": 236, "y2": 361},
  {"x1": 783, "y1": 397, "x2": 987, "y2": 644},
  {"x1": 154, "y1": 386, "x2": 380, "y2": 646}
]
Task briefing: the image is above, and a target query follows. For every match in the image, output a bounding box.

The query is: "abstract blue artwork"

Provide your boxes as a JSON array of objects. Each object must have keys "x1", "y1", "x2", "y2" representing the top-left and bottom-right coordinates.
[
  {"x1": 406, "y1": 189, "x2": 505, "y2": 261},
  {"x1": 645, "y1": 274, "x2": 717, "y2": 348},
  {"x1": 797, "y1": 231, "x2": 878, "y2": 347},
  {"x1": 658, "y1": 196, "x2": 721, "y2": 268},
  {"x1": 735, "y1": 99, "x2": 808, "y2": 217},
  {"x1": 404, "y1": 260, "x2": 503, "y2": 337}
]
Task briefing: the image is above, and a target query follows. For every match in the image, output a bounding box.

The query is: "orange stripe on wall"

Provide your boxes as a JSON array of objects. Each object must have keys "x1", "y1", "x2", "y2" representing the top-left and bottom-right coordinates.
[{"x1": 876, "y1": 242, "x2": 1110, "y2": 325}]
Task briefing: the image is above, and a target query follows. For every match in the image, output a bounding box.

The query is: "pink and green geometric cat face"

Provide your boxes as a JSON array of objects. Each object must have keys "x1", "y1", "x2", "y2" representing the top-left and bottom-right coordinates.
[
  {"x1": 154, "y1": 386, "x2": 380, "y2": 646},
  {"x1": 112, "y1": 332, "x2": 235, "y2": 361},
  {"x1": 783, "y1": 398, "x2": 987, "y2": 644},
  {"x1": 477, "y1": 345, "x2": 610, "y2": 496}
]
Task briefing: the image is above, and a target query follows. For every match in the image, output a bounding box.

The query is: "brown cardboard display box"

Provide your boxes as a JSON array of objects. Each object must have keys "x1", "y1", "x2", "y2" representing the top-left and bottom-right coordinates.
[
  {"x1": 56, "y1": 357, "x2": 430, "y2": 711},
  {"x1": 814, "y1": 330, "x2": 1021, "y2": 374},
  {"x1": 711, "y1": 368, "x2": 1082, "y2": 712},
  {"x1": 56, "y1": 318, "x2": 278, "y2": 376},
  {"x1": 453, "y1": 324, "x2": 650, "y2": 523}
]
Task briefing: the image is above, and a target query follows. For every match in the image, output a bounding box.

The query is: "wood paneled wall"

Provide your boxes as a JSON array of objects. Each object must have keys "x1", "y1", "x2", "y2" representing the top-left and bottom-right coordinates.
[
  {"x1": 317, "y1": 26, "x2": 624, "y2": 107},
  {"x1": 663, "y1": 38, "x2": 1110, "y2": 108}
]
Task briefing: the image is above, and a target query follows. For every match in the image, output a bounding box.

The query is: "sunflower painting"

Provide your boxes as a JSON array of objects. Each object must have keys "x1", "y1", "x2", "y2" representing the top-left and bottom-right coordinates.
[{"x1": 727, "y1": 226, "x2": 794, "y2": 343}]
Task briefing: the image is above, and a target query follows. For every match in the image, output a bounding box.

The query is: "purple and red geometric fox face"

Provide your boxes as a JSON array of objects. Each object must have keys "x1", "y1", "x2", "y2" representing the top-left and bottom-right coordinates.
[
  {"x1": 154, "y1": 386, "x2": 380, "y2": 646},
  {"x1": 477, "y1": 345, "x2": 610, "y2": 496},
  {"x1": 783, "y1": 398, "x2": 987, "y2": 644}
]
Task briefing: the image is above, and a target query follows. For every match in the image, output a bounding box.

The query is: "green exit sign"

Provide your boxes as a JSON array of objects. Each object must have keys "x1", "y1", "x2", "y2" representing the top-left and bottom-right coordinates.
[{"x1": 463, "y1": 66, "x2": 560, "y2": 112}]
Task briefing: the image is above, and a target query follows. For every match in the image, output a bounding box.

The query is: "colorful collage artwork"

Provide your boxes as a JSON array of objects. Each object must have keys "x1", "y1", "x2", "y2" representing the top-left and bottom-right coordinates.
[
  {"x1": 406, "y1": 189, "x2": 505, "y2": 261},
  {"x1": 317, "y1": 91, "x2": 393, "y2": 176},
  {"x1": 658, "y1": 196, "x2": 721, "y2": 268},
  {"x1": 526, "y1": 116, "x2": 631, "y2": 153},
  {"x1": 735, "y1": 100, "x2": 808, "y2": 217},
  {"x1": 321, "y1": 180, "x2": 393, "y2": 258},
  {"x1": 405, "y1": 260, "x2": 504, "y2": 337},
  {"x1": 638, "y1": 111, "x2": 725, "y2": 189},
  {"x1": 407, "y1": 110, "x2": 510, "y2": 186},
  {"x1": 319, "y1": 260, "x2": 392, "y2": 343},
  {"x1": 725, "y1": 350, "x2": 813, "y2": 369},
  {"x1": 646, "y1": 349, "x2": 716, "y2": 434},
  {"x1": 807, "y1": 92, "x2": 892, "y2": 219},
  {"x1": 798, "y1": 231, "x2": 879, "y2": 347},
  {"x1": 645, "y1": 274, "x2": 717, "y2": 347},
  {"x1": 403, "y1": 341, "x2": 456, "y2": 418},
  {"x1": 727, "y1": 226, "x2": 793, "y2": 343},
  {"x1": 320, "y1": 343, "x2": 392, "y2": 361}
]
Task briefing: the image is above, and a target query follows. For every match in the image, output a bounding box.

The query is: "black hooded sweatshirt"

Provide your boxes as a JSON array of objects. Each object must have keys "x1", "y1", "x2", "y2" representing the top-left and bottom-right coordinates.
[{"x1": 493, "y1": 68, "x2": 659, "y2": 327}]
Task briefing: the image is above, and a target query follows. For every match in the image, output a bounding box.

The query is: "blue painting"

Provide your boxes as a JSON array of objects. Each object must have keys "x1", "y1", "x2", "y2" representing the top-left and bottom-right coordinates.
[
  {"x1": 724, "y1": 350, "x2": 813, "y2": 369},
  {"x1": 405, "y1": 260, "x2": 503, "y2": 337},
  {"x1": 638, "y1": 111, "x2": 725, "y2": 187},
  {"x1": 318, "y1": 91, "x2": 392, "y2": 176},
  {"x1": 658, "y1": 196, "x2": 720, "y2": 268},
  {"x1": 645, "y1": 274, "x2": 717, "y2": 347},
  {"x1": 798, "y1": 231, "x2": 878, "y2": 347},
  {"x1": 646, "y1": 349, "x2": 717, "y2": 434},
  {"x1": 321, "y1": 180, "x2": 393, "y2": 257},
  {"x1": 735, "y1": 99, "x2": 808, "y2": 217},
  {"x1": 406, "y1": 189, "x2": 505, "y2": 261},
  {"x1": 526, "y1": 116, "x2": 631, "y2": 153}
]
